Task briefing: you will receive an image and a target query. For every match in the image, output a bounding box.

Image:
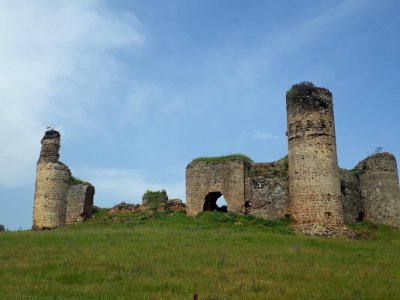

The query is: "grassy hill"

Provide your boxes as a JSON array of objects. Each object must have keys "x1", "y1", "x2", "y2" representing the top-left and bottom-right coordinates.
[{"x1": 1, "y1": 209, "x2": 400, "y2": 299}]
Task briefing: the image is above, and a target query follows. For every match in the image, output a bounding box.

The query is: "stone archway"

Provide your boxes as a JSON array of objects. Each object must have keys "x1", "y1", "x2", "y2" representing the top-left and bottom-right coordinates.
[{"x1": 203, "y1": 192, "x2": 228, "y2": 212}]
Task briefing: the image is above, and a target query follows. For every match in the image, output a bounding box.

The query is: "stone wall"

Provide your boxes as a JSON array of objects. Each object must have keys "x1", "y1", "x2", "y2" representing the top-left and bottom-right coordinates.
[
  {"x1": 185, "y1": 157, "x2": 288, "y2": 219},
  {"x1": 339, "y1": 169, "x2": 363, "y2": 224},
  {"x1": 248, "y1": 160, "x2": 288, "y2": 219},
  {"x1": 286, "y1": 83, "x2": 345, "y2": 233},
  {"x1": 186, "y1": 159, "x2": 248, "y2": 215},
  {"x1": 66, "y1": 184, "x2": 95, "y2": 224},
  {"x1": 355, "y1": 152, "x2": 400, "y2": 228}
]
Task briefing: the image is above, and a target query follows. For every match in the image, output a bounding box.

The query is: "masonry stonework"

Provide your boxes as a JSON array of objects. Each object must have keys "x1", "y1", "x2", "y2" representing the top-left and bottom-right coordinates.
[
  {"x1": 286, "y1": 83, "x2": 346, "y2": 234},
  {"x1": 247, "y1": 159, "x2": 289, "y2": 219},
  {"x1": 185, "y1": 157, "x2": 289, "y2": 218},
  {"x1": 66, "y1": 184, "x2": 95, "y2": 224},
  {"x1": 339, "y1": 169, "x2": 363, "y2": 224},
  {"x1": 185, "y1": 82, "x2": 400, "y2": 236},
  {"x1": 33, "y1": 162, "x2": 71, "y2": 229},
  {"x1": 355, "y1": 153, "x2": 400, "y2": 228},
  {"x1": 32, "y1": 130, "x2": 95, "y2": 230},
  {"x1": 186, "y1": 159, "x2": 248, "y2": 215}
]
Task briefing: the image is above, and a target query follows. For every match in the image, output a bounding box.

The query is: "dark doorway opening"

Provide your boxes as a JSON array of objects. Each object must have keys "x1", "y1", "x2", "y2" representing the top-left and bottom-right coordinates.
[
  {"x1": 357, "y1": 212, "x2": 365, "y2": 222},
  {"x1": 203, "y1": 192, "x2": 227, "y2": 212},
  {"x1": 340, "y1": 181, "x2": 346, "y2": 196},
  {"x1": 244, "y1": 201, "x2": 252, "y2": 214}
]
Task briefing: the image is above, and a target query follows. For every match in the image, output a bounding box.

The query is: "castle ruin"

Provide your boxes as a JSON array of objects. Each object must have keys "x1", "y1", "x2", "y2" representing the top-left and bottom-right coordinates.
[
  {"x1": 186, "y1": 83, "x2": 400, "y2": 235},
  {"x1": 32, "y1": 129, "x2": 95, "y2": 230}
]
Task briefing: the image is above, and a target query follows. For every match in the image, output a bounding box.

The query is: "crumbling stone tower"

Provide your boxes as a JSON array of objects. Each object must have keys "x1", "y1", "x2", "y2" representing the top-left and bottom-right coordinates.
[
  {"x1": 355, "y1": 152, "x2": 400, "y2": 228},
  {"x1": 33, "y1": 130, "x2": 71, "y2": 230},
  {"x1": 286, "y1": 82, "x2": 345, "y2": 234},
  {"x1": 33, "y1": 129, "x2": 95, "y2": 230}
]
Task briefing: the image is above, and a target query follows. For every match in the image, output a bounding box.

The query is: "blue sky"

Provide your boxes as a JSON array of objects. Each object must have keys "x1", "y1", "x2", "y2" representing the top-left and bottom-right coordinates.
[{"x1": 1, "y1": 0, "x2": 399, "y2": 230}]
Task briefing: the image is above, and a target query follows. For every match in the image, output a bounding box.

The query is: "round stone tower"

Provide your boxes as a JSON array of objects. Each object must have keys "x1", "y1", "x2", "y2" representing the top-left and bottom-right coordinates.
[
  {"x1": 355, "y1": 152, "x2": 400, "y2": 228},
  {"x1": 32, "y1": 130, "x2": 71, "y2": 230},
  {"x1": 286, "y1": 82, "x2": 345, "y2": 234}
]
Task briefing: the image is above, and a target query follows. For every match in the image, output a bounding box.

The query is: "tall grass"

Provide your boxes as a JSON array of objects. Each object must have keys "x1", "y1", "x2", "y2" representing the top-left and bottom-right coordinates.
[{"x1": 0, "y1": 210, "x2": 399, "y2": 299}]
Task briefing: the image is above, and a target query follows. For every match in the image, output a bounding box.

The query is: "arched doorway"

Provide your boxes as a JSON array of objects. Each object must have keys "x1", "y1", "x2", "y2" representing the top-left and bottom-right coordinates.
[{"x1": 203, "y1": 192, "x2": 228, "y2": 212}]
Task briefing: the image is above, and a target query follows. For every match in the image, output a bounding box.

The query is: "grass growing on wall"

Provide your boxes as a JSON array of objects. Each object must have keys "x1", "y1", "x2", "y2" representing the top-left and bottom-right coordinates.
[
  {"x1": 0, "y1": 210, "x2": 400, "y2": 299},
  {"x1": 191, "y1": 153, "x2": 253, "y2": 163},
  {"x1": 68, "y1": 176, "x2": 89, "y2": 185}
]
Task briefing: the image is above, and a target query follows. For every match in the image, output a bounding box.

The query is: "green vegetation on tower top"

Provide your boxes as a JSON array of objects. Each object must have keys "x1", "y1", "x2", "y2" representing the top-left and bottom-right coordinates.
[{"x1": 191, "y1": 153, "x2": 252, "y2": 163}]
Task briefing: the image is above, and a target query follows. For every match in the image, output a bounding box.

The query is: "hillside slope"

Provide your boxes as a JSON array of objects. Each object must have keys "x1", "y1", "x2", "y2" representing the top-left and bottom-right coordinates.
[{"x1": 1, "y1": 209, "x2": 399, "y2": 299}]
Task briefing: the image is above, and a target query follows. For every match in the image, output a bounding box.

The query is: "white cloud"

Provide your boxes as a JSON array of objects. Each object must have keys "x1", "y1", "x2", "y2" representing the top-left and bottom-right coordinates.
[
  {"x1": 78, "y1": 168, "x2": 185, "y2": 208},
  {"x1": 253, "y1": 132, "x2": 284, "y2": 141},
  {"x1": 0, "y1": 0, "x2": 143, "y2": 187}
]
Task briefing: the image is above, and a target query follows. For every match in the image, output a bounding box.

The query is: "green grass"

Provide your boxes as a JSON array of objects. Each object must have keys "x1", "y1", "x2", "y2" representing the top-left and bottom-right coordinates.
[
  {"x1": 68, "y1": 176, "x2": 90, "y2": 185},
  {"x1": 1, "y1": 210, "x2": 400, "y2": 299},
  {"x1": 191, "y1": 153, "x2": 253, "y2": 163}
]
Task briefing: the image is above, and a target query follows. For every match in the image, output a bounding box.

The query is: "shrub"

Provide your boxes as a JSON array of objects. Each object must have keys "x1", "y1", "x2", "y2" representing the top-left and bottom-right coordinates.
[
  {"x1": 0, "y1": 224, "x2": 5, "y2": 232},
  {"x1": 142, "y1": 190, "x2": 168, "y2": 210}
]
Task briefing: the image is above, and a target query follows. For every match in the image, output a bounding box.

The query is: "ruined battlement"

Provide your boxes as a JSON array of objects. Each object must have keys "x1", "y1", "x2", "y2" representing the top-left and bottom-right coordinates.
[
  {"x1": 356, "y1": 152, "x2": 398, "y2": 173},
  {"x1": 185, "y1": 83, "x2": 400, "y2": 236},
  {"x1": 66, "y1": 183, "x2": 95, "y2": 224},
  {"x1": 286, "y1": 82, "x2": 332, "y2": 114},
  {"x1": 38, "y1": 129, "x2": 61, "y2": 163},
  {"x1": 287, "y1": 84, "x2": 336, "y2": 141},
  {"x1": 186, "y1": 156, "x2": 289, "y2": 219},
  {"x1": 186, "y1": 158, "x2": 248, "y2": 216},
  {"x1": 354, "y1": 153, "x2": 399, "y2": 228},
  {"x1": 32, "y1": 130, "x2": 95, "y2": 230}
]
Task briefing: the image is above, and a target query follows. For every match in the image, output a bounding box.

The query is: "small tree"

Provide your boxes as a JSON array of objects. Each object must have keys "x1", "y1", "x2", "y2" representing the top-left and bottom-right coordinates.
[{"x1": 0, "y1": 224, "x2": 5, "y2": 232}]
